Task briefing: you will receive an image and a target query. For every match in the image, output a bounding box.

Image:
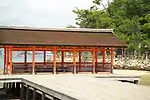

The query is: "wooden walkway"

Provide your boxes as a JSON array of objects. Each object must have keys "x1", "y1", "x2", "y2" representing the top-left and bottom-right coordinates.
[{"x1": 0, "y1": 74, "x2": 150, "y2": 100}]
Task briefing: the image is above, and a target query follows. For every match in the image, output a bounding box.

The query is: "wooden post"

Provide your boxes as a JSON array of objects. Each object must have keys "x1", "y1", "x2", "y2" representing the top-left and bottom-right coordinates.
[
  {"x1": 4, "y1": 48, "x2": 6, "y2": 74},
  {"x1": 16, "y1": 82, "x2": 20, "y2": 97},
  {"x1": 79, "y1": 51, "x2": 81, "y2": 72},
  {"x1": 9, "y1": 83, "x2": 12, "y2": 91},
  {"x1": 9, "y1": 47, "x2": 13, "y2": 75},
  {"x1": 53, "y1": 47, "x2": 57, "y2": 74},
  {"x1": 32, "y1": 88, "x2": 36, "y2": 100},
  {"x1": 110, "y1": 48, "x2": 114, "y2": 73},
  {"x1": 44, "y1": 51, "x2": 46, "y2": 66},
  {"x1": 41, "y1": 92, "x2": 45, "y2": 100},
  {"x1": 102, "y1": 48, "x2": 106, "y2": 72},
  {"x1": 6, "y1": 48, "x2": 9, "y2": 74},
  {"x1": 26, "y1": 85, "x2": 29, "y2": 100},
  {"x1": 95, "y1": 50, "x2": 98, "y2": 73},
  {"x1": 20, "y1": 83, "x2": 24, "y2": 100},
  {"x1": 92, "y1": 48, "x2": 96, "y2": 73},
  {"x1": 5, "y1": 83, "x2": 8, "y2": 90},
  {"x1": 3, "y1": 83, "x2": 6, "y2": 89},
  {"x1": 61, "y1": 51, "x2": 64, "y2": 67},
  {"x1": 73, "y1": 48, "x2": 76, "y2": 74},
  {"x1": 25, "y1": 51, "x2": 27, "y2": 66},
  {"x1": 32, "y1": 49, "x2": 35, "y2": 74},
  {"x1": 12, "y1": 82, "x2": 15, "y2": 94},
  {"x1": 61, "y1": 51, "x2": 65, "y2": 72}
]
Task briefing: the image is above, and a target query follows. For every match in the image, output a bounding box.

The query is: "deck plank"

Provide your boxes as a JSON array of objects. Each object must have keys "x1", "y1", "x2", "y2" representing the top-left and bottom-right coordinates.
[{"x1": 0, "y1": 74, "x2": 150, "y2": 100}]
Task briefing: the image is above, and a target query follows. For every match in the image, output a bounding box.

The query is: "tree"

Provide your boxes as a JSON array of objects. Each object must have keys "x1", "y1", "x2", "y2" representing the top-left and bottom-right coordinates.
[{"x1": 73, "y1": 0, "x2": 150, "y2": 55}]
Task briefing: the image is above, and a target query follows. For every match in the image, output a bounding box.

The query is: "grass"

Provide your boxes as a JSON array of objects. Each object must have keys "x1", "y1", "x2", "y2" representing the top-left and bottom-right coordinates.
[{"x1": 138, "y1": 74, "x2": 150, "y2": 86}]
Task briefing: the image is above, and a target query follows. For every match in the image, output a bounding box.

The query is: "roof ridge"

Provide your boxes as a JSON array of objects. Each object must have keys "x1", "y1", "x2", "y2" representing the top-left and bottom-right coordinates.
[{"x1": 0, "y1": 26, "x2": 113, "y2": 33}]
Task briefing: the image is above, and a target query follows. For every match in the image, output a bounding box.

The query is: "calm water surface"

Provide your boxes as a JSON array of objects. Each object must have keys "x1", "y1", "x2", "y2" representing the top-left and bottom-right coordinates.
[{"x1": 0, "y1": 55, "x2": 50, "y2": 68}]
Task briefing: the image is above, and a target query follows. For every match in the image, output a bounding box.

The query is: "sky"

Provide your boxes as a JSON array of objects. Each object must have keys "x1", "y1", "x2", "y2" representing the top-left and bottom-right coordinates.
[{"x1": 0, "y1": 0, "x2": 94, "y2": 28}]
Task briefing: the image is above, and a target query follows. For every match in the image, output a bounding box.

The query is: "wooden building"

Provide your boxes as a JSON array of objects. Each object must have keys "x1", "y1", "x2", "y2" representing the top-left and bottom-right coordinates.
[{"x1": 0, "y1": 27, "x2": 126, "y2": 74}]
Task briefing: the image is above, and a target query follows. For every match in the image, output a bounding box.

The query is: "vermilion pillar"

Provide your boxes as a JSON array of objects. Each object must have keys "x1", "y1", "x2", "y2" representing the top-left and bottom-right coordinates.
[
  {"x1": 79, "y1": 51, "x2": 81, "y2": 72},
  {"x1": 73, "y1": 48, "x2": 76, "y2": 74},
  {"x1": 9, "y1": 47, "x2": 13, "y2": 75},
  {"x1": 6, "y1": 48, "x2": 9, "y2": 74},
  {"x1": 110, "y1": 48, "x2": 114, "y2": 73},
  {"x1": 53, "y1": 47, "x2": 57, "y2": 74},
  {"x1": 24, "y1": 51, "x2": 27, "y2": 66},
  {"x1": 44, "y1": 51, "x2": 46, "y2": 66},
  {"x1": 95, "y1": 50, "x2": 98, "y2": 73},
  {"x1": 92, "y1": 48, "x2": 95, "y2": 73},
  {"x1": 61, "y1": 51, "x2": 64, "y2": 67},
  {"x1": 102, "y1": 48, "x2": 106, "y2": 72},
  {"x1": 4, "y1": 48, "x2": 6, "y2": 74},
  {"x1": 32, "y1": 49, "x2": 35, "y2": 74}
]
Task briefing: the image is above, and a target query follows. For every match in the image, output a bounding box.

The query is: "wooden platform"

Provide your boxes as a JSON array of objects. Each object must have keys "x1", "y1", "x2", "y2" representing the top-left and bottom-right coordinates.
[{"x1": 0, "y1": 74, "x2": 150, "y2": 100}]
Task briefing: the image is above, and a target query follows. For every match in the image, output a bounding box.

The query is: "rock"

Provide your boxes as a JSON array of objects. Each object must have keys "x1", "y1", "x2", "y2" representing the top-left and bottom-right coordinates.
[{"x1": 113, "y1": 58, "x2": 150, "y2": 71}]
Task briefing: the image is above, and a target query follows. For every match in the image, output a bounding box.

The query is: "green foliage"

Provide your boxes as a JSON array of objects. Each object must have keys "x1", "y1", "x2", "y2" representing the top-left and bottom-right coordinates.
[
  {"x1": 143, "y1": 14, "x2": 150, "y2": 35},
  {"x1": 82, "y1": 52, "x2": 92, "y2": 62},
  {"x1": 73, "y1": 8, "x2": 113, "y2": 28},
  {"x1": 145, "y1": 14, "x2": 150, "y2": 23},
  {"x1": 143, "y1": 23, "x2": 150, "y2": 32},
  {"x1": 73, "y1": 0, "x2": 150, "y2": 54}
]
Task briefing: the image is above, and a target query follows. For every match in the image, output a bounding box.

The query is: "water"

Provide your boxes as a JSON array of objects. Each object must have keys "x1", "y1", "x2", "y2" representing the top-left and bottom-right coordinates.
[
  {"x1": 0, "y1": 56, "x2": 4, "y2": 68},
  {"x1": 0, "y1": 55, "x2": 51, "y2": 68}
]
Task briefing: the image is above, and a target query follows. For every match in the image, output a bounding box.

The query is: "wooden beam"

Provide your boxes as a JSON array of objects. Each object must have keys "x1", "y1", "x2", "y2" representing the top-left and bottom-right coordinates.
[
  {"x1": 32, "y1": 49, "x2": 35, "y2": 74},
  {"x1": 92, "y1": 48, "x2": 96, "y2": 73},
  {"x1": 110, "y1": 48, "x2": 114, "y2": 73},
  {"x1": 53, "y1": 47, "x2": 57, "y2": 74},
  {"x1": 73, "y1": 48, "x2": 76, "y2": 74},
  {"x1": 9, "y1": 46, "x2": 113, "y2": 51},
  {"x1": 11, "y1": 47, "x2": 93, "y2": 51},
  {"x1": 9, "y1": 47, "x2": 13, "y2": 75}
]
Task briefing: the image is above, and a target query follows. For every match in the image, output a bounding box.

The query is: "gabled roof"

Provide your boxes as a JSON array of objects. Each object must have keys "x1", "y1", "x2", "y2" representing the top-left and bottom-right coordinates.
[{"x1": 0, "y1": 26, "x2": 126, "y2": 47}]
